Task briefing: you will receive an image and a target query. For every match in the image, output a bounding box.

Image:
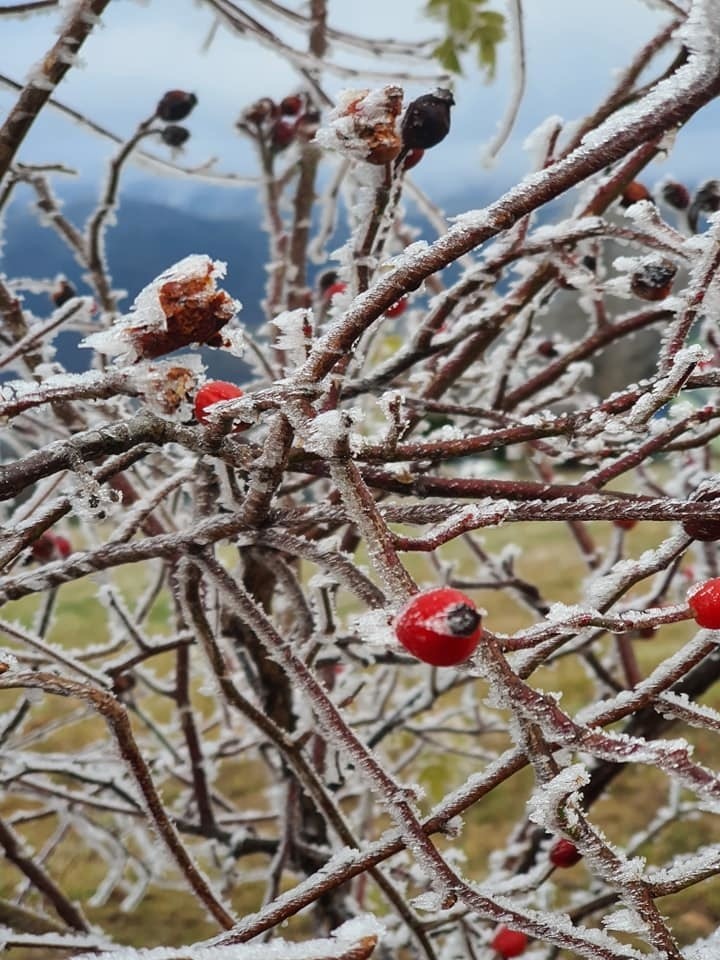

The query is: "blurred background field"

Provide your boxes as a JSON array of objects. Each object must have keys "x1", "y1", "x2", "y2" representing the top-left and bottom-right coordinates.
[{"x1": 3, "y1": 500, "x2": 719, "y2": 954}]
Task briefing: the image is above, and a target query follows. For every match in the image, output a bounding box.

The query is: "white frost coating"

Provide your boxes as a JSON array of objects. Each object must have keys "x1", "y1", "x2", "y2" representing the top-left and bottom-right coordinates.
[
  {"x1": 273, "y1": 309, "x2": 313, "y2": 371},
  {"x1": 302, "y1": 408, "x2": 364, "y2": 457},
  {"x1": 526, "y1": 764, "x2": 589, "y2": 829},
  {"x1": 601, "y1": 908, "x2": 649, "y2": 935},
  {"x1": 73, "y1": 915, "x2": 383, "y2": 960},
  {"x1": 683, "y1": 927, "x2": 720, "y2": 959},
  {"x1": 354, "y1": 607, "x2": 396, "y2": 648},
  {"x1": 314, "y1": 86, "x2": 400, "y2": 162},
  {"x1": 521, "y1": 115, "x2": 564, "y2": 169},
  {"x1": 0, "y1": 649, "x2": 19, "y2": 672},
  {"x1": 582, "y1": 0, "x2": 720, "y2": 154}
]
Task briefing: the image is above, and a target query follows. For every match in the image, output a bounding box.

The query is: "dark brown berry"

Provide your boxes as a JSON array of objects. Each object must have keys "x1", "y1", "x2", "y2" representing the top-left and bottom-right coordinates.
[
  {"x1": 401, "y1": 88, "x2": 455, "y2": 151},
  {"x1": 51, "y1": 279, "x2": 76, "y2": 307},
  {"x1": 156, "y1": 90, "x2": 197, "y2": 123},
  {"x1": 161, "y1": 125, "x2": 190, "y2": 147},
  {"x1": 630, "y1": 258, "x2": 677, "y2": 301},
  {"x1": 662, "y1": 180, "x2": 691, "y2": 211},
  {"x1": 682, "y1": 492, "x2": 720, "y2": 541},
  {"x1": 536, "y1": 339, "x2": 559, "y2": 358},
  {"x1": 688, "y1": 180, "x2": 720, "y2": 232}
]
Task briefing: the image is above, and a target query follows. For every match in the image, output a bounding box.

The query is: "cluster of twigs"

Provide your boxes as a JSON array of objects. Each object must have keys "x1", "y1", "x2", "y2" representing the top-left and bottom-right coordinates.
[{"x1": 3, "y1": 1, "x2": 720, "y2": 958}]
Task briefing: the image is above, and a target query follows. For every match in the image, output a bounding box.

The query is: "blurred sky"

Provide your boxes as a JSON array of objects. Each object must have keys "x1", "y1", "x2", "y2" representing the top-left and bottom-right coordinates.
[{"x1": 1, "y1": 0, "x2": 719, "y2": 215}]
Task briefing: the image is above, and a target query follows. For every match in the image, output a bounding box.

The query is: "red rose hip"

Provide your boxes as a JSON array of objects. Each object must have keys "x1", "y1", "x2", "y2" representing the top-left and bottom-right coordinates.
[
  {"x1": 549, "y1": 838, "x2": 582, "y2": 868},
  {"x1": 688, "y1": 578, "x2": 720, "y2": 629},
  {"x1": 385, "y1": 296, "x2": 408, "y2": 318},
  {"x1": 394, "y1": 587, "x2": 482, "y2": 666},
  {"x1": 194, "y1": 381, "x2": 246, "y2": 427},
  {"x1": 491, "y1": 926, "x2": 528, "y2": 958}
]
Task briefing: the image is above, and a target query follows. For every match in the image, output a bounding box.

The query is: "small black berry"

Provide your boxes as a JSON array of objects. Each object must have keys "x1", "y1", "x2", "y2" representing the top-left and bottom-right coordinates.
[{"x1": 156, "y1": 90, "x2": 197, "y2": 122}]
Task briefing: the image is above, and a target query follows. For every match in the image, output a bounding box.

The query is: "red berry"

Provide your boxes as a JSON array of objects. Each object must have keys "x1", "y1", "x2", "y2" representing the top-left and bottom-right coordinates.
[
  {"x1": 194, "y1": 381, "x2": 246, "y2": 427},
  {"x1": 549, "y1": 838, "x2": 582, "y2": 868},
  {"x1": 30, "y1": 532, "x2": 71, "y2": 562},
  {"x1": 53, "y1": 535, "x2": 72, "y2": 559},
  {"x1": 613, "y1": 518, "x2": 637, "y2": 531},
  {"x1": 385, "y1": 296, "x2": 408, "y2": 318},
  {"x1": 536, "y1": 339, "x2": 558, "y2": 358},
  {"x1": 688, "y1": 578, "x2": 720, "y2": 629},
  {"x1": 280, "y1": 94, "x2": 303, "y2": 116},
  {"x1": 620, "y1": 181, "x2": 652, "y2": 207},
  {"x1": 491, "y1": 927, "x2": 528, "y2": 958},
  {"x1": 271, "y1": 118, "x2": 296, "y2": 151},
  {"x1": 156, "y1": 90, "x2": 197, "y2": 123},
  {"x1": 394, "y1": 587, "x2": 482, "y2": 667},
  {"x1": 323, "y1": 281, "x2": 348, "y2": 302}
]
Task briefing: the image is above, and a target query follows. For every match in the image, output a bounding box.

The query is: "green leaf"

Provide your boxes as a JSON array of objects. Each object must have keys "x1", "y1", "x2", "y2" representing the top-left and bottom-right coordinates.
[
  {"x1": 424, "y1": 0, "x2": 505, "y2": 80},
  {"x1": 432, "y1": 36, "x2": 463, "y2": 75},
  {"x1": 448, "y1": 0, "x2": 472, "y2": 32}
]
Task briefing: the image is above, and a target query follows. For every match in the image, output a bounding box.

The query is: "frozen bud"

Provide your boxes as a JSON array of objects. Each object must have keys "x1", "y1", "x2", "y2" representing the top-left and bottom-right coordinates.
[
  {"x1": 620, "y1": 181, "x2": 653, "y2": 207},
  {"x1": 156, "y1": 90, "x2": 197, "y2": 122},
  {"x1": 315, "y1": 85, "x2": 404, "y2": 165},
  {"x1": 401, "y1": 88, "x2": 454, "y2": 151},
  {"x1": 51, "y1": 279, "x2": 76, "y2": 307},
  {"x1": 630, "y1": 258, "x2": 676, "y2": 301},
  {"x1": 662, "y1": 180, "x2": 690, "y2": 211},
  {"x1": 82, "y1": 255, "x2": 240, "y2": 363},
  {"x1": 688, "y1": 180, "x2": 720, "y2": 232},
  {"x1": 280, "y1": 94, "x2": 303, "y2": 116},
  {"x1": 161, "y1": 124, "x2": 190, "y2": 148}
]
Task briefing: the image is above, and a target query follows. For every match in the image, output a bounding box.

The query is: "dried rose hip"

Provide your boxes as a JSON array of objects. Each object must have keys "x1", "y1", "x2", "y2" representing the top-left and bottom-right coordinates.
[{"x1": 630, "y1": 258, "x2": 677, "y2": 302}]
